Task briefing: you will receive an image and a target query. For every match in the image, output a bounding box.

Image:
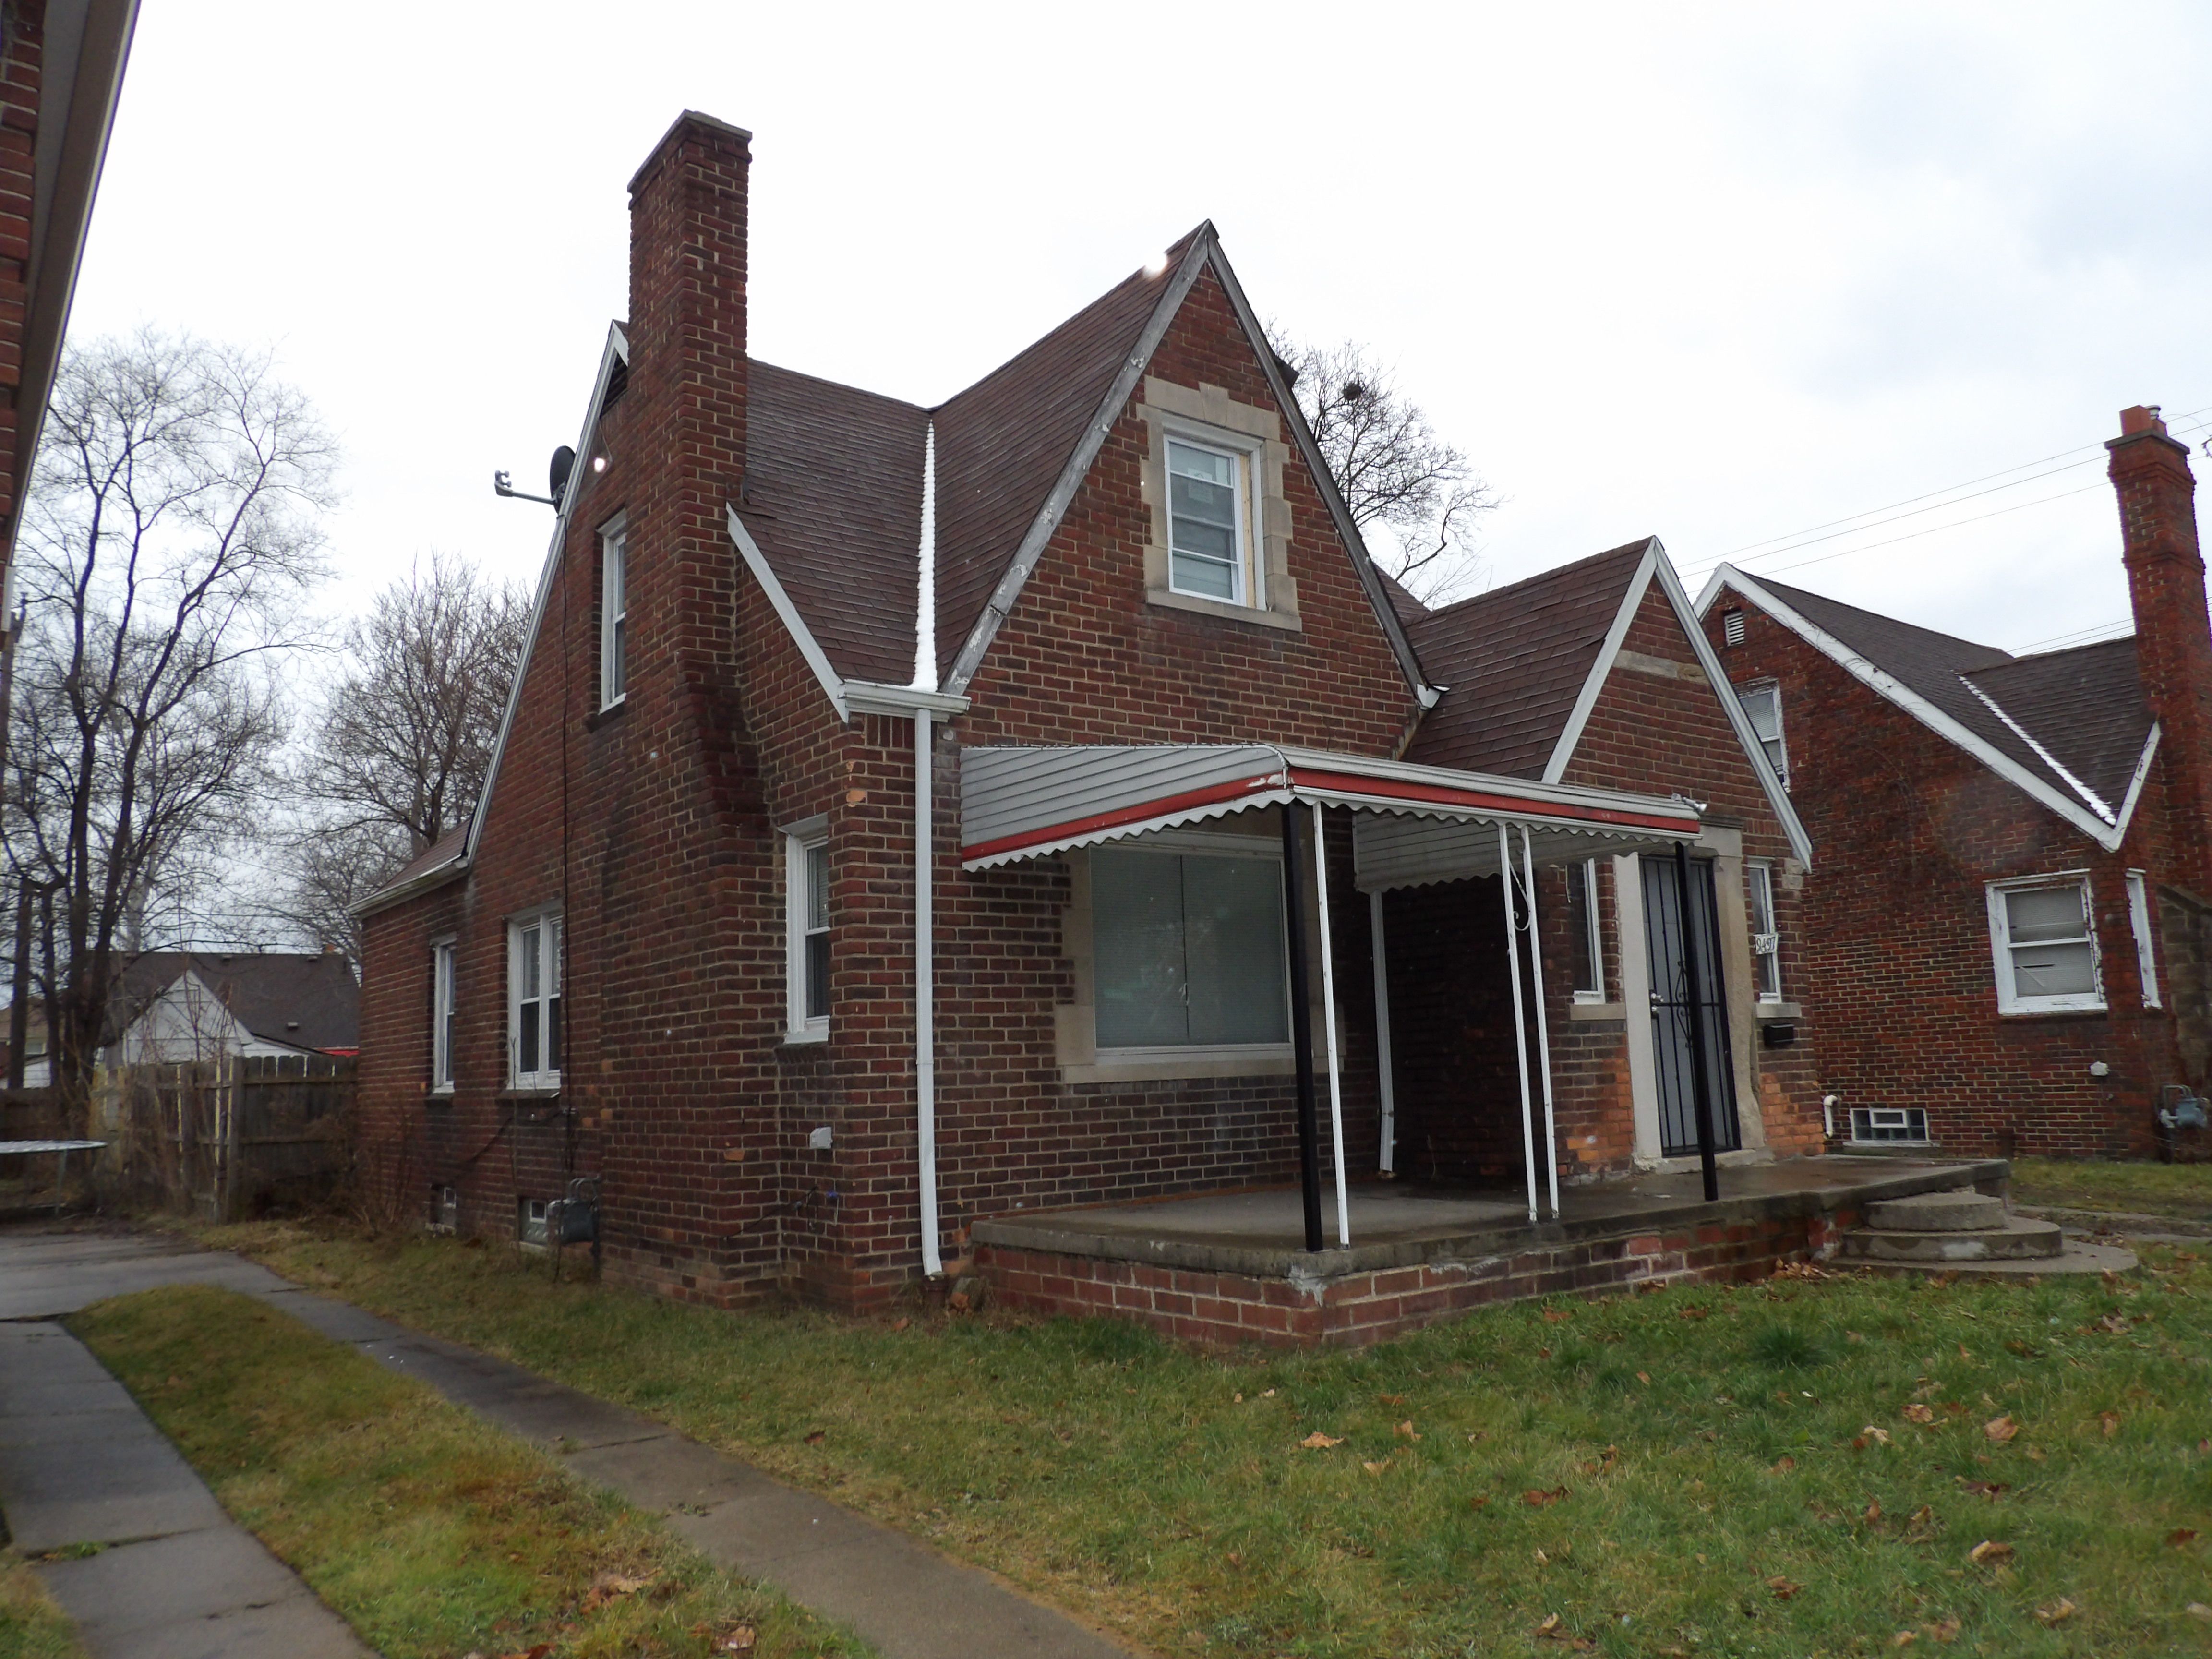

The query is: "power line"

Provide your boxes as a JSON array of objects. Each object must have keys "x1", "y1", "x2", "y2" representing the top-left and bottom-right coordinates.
[{"x1": 1732, "y1": 480, "x2": 2111, "y2": 583}]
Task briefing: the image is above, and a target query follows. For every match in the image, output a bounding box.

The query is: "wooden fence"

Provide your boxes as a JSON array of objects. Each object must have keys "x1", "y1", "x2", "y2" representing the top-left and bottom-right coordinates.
[{"x1": 101, "y1": 1052, "x2": 356, "y2": 1220}]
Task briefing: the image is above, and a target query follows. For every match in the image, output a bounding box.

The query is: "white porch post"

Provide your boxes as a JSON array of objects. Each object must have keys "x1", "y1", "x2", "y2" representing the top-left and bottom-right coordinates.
[
  {"x1": 1312, "y1": 803, "x2": 1351, "y2": 1247},
  {"x1": 1520, "y1": 825, "x2": 1561, "y2": 1219},
  {"x1": 1499, "y1": 823, "x2": 1539, "y2": 1226},
  {"x1": 1369, "y1": 889, "x2": 1396, "y2": 1175}
]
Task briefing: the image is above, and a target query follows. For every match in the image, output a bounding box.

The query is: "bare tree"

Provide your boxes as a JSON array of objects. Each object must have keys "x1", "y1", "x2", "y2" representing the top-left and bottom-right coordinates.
[
  {"x1": 283, "y1": 555, "x2": 528, "y2": 958},
  {"x1": 1274, "y1": 337, "x2": 1498, "y2": 605},
  {"x1": 3, "y1": 330, "x2": 335, "y2": 1124}
]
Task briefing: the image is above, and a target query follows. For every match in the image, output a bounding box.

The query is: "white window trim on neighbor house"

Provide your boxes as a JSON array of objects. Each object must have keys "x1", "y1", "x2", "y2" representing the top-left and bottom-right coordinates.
[
  {"x1": 1569, "y1": 859, "x2": 1605, "y2": 1003},
  {"x1": 431, "y1": 936, "x2": 457, "y2": 1093},
  {"x1": 508, "y1": 909, "x2": 563, "y2": 1088},
  {"x1": 1135, "y1": 377, "x2": 1299, "y2": 631},
  {"x1": 2126, "y1": 869, "x2": 2162, "y2": 1008},
  {"x1": 1746, "y1": 861, "x2": 1783, "y2": 1003},
  {"x1": 784, "y1": 816, "x2": 829, "y2": 1043},
  {"x1": 1986, "y1": 873, "x2": 2104, "y2": 1016},
  {"x1": 1737, "y1": 680, "x2": 1788, "y2": 786},
  {"x1": 599, "y1": 513, "x2": 628, "y2": 711}
]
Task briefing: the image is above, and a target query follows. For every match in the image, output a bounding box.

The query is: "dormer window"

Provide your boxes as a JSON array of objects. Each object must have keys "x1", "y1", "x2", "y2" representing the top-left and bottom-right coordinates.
[{"x1": 1167, "y1": 439, "x2": 1256, "y2": 605}]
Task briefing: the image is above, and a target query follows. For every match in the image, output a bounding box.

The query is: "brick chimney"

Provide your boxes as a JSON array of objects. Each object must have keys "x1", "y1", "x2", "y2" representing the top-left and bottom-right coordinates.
[
  {"x1": 2111, "y1": 404, "x2": 2212, "y2": 890},
  {"x1": 626, "y1": 111, "x2": 751, "y2": 687}
]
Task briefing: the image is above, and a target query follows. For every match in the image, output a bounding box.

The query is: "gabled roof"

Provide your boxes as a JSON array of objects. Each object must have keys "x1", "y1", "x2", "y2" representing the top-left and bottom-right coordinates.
[
  {"x1": 109, "y1": 951, "x2": 360, "y2": 1053},
  {"x1": 1404, "y1": 540, "x2": 1652, "y2": 778},
  {"x1": 353, "y1": 825, "x2": 467, "y2": 917},
  {"x1": 1697, "y1": 565, "x2": 2160, "y2": 848}
]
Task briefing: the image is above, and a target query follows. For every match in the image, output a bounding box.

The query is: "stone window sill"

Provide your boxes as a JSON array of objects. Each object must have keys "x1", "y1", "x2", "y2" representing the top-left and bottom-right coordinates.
[{"x1": 1146, "y1": 586, "x2": 1301, "y2": 632}]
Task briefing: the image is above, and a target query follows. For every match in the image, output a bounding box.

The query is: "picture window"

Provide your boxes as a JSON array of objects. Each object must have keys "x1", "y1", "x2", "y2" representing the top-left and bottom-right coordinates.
[{"x1": 1092, "y1": 844, "x2": 1288, "y2": 1053}]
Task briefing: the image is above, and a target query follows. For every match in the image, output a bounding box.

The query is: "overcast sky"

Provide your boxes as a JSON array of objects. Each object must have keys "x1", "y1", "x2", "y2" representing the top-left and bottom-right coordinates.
[{"x1": 64, "y1": 2, "x2": 2212, "y2": 658}]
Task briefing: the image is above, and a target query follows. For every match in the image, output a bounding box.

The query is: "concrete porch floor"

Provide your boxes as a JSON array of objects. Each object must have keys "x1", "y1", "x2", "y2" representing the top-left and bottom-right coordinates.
[{"x1": 973, "y1": 1155, "x2": 2009, "y2": 1281}]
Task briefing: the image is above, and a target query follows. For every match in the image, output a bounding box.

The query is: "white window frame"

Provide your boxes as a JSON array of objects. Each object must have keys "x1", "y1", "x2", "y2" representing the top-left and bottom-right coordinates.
[
  {"x1": 1569, "y1": 859, "x2": 1605, "y2": 1003},
  {"x1": 784, "y1": 817, "x2": 829, "y2": 1043},
  {"x1": 1162, "y1": 427, "x2": 1262, "y2": 610},
  {"x1": 1737, "y1": 680, "x2": 1788, "y2": 786},
  {"x1": 507, "y1": 910, "x2": 563, "y2": 1088},
  {"x1": 599, "y1": 514, "x2": 627, "y2": 711},
  {"x1": 2127, "y1": 869, "x2": 2162, "y2": 1009},
  {"x1": 1986, "y1": 873, "x2": 2105, "y2": 1016},
  {"x1": 1746, "y1": 862, "x2": 1783, "y2": 1003},
  {"x1": 431, "y1": 936, "x2": 457, "y2": 1092},
  {"x1": 1090, "y1": 830, "x2": 1293, "y2": 1063}
]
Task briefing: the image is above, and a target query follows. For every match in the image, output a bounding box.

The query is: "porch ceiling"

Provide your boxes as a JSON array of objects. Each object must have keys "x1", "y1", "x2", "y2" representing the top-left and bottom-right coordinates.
[{"x1": 957, "y1": 742, "x2": 1699, "y2": 878}]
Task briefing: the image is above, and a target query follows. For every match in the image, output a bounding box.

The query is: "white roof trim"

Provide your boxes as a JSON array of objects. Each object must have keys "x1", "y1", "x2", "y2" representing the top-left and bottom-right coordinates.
[
  {"x1": 728, "y1": 504, "x2": 849, "y2": 721},
  {"x1": 1700, "y1": 563, "x2": 2134, "y2": 851},
  {"x1": 912, "y1": 418, "x2": 938, "y2": 692},
  {"x1": 1540, "y1": 540, "x2": 1659, "y2": 785},
  {"x1": 1958, "y1": 675, "x2": 2116, "y2": 823},
  {"x1": 2111, "y1": 722, "x2": 2162, "y2": 842},
  {"x1": 463, "y1": 322, "x2": 630, "y2": 872}
]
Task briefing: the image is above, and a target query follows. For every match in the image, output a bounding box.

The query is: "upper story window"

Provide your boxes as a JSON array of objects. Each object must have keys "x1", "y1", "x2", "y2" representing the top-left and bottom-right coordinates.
[
  {"x1": 1737, "y1": 681, "x2": 1788, "y2": 785},
  {"x1": 1746, "y1": 862, "x2": 1782, "y2": 1002},
  {"x1": 509, "y1": 911, "x2": 563, "y2": 1087},
  {"x1": 785, "y1": 818, "x2": 829, "y2": 1042},
  {"x1": 1166, "y1": 438, "x2": 1257, "y2": 605},
  {"x1": 1568, "y1": 860, "x2": 1604, "y2": 1002},
  {"x1": 600, "y1": 516, "x2": 628, "y2": 710},
  {"x1": 1986, "y1": 876, "x2": 2103, "y2": 1015},
  {"x1": 1092, "y1": 842, "x2": 1288, "y2": 1054},
  {"x1": 432, "y1": 938, "x2": 457, "y2": 1091}
]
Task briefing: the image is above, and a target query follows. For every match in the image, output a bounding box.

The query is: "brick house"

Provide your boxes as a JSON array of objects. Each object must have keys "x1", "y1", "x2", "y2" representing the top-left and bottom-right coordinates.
[
  {"x1": 1696, "y1": 406, "x2": 2212, "y2": 1160},
  {"x1": 354, "y1": 111, "x2": 1834, "y2": 1316}
]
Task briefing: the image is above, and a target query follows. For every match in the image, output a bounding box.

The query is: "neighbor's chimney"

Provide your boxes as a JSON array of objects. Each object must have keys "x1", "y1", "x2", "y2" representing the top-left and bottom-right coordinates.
[
  {"x1": 2110, "y1": 403, "x2": 2212, "y2": 890},
  {"x1": 626, "y1": 111, "x2": 751, "y2": 686}
]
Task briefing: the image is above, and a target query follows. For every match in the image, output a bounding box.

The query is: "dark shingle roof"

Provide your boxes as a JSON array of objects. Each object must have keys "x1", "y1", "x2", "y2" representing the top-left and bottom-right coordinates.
[
  {"x1": 1751, "y1": 575, "x2": 2150, "y2": 822},
  {"x1": 739, "y1": 361, "x2": 929, "y2": 685},
  {"x1": 110, "y1": 952, "x2": 361, "y2": 1053},
  {"x1": 1376, "y1": 568, "x2": 1428, "y2": 628},
  {"x1": 1402, "y1": 540, "x2": 1653, "y2": 778},
  {"x1": 930, "y1": 230, "x2": 1200, "y2": 681}
]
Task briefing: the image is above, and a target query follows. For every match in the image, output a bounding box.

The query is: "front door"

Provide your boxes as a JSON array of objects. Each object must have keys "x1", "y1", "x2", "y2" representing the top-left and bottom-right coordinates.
[{"x1": 1643, "y1": 856, "x2": 1741, "y2": 1158}]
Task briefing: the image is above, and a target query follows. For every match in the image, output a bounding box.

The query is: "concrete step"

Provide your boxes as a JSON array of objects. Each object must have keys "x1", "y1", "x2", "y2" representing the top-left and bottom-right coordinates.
[
  {"x1": 1853, "y1": 1238, "x2": 2140, "y2": 1279},
  {"x1": 1865, "y1": 1190, "x2": 2005, "y2": 1233},
  {"x1": 1839, "y1": 1215, "x2": 2064, "y2": 1262}
]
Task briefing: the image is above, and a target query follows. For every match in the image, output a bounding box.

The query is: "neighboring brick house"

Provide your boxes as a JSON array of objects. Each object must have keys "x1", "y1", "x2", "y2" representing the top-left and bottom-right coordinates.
[
  {"x1": 1696, "y1": 406, "x2": 2212, "y2": 1160},
  {"x1": 353, "y1": 111, "x2": 1825, "y2": 1311}
]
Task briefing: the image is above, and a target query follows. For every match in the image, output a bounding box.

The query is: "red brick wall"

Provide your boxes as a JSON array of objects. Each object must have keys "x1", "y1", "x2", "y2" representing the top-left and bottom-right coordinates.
[{"x1": 1704, "y1": 590, "x2": 2179, "y2": 1158}]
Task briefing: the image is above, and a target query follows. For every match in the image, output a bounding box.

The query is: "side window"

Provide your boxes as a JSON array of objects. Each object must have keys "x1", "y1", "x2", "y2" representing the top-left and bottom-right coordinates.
[
  {"x1": 1746, "y1": 863, "x2": 1782, "y2": 1003},
  {"x1": 1986, "y1": 877, "x2": 2103, "y2": 1014},
  {"x1": 600, "y1": 516, "x2": 628, "y2": 710},
  {"x1": 1567, "y1": 860, "x2": 1604, "y2": 1002},
  {"x1": 1092, "y1": 844, "x2": 1288, "y2": 1052},
  {"x1": 1166, "y1": 437, "x2": 1258, "y2": 606},
  {"x1": 1737, "y1": 682, "x2": 1787, "y2": 785},
  {"x1": 508, "y1": 913, "x2": 563, "y2": 1086},
  {"x1": 432, "y1": 938, "x2": 457, "y2": 1091},
  {"x1": 785, "y1": 820, "x2": 829, "y2": 1042}
]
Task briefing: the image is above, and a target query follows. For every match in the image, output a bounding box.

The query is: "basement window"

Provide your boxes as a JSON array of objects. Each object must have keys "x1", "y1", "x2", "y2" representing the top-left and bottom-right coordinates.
[
  {"x1": 1986, "y1": 876, "x2": 2104, "y2": 1015},
  {"x1": 517, "y1": 1196, "x2": 549, "y2": 1247},
  {"x1": 1849, "y1": 1106, "x2": 1929, "y2": 1144},
  {"x1": 1092, "y1": 842, "x2": 1289, "y2": 1055},
  {"x1": 508, "y1": 911, "x2": 563, "y2": 1087}
]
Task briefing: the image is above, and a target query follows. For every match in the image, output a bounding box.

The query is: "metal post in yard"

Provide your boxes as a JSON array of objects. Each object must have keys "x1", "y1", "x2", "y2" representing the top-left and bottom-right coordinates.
[
  {"x1": 1281, "y1": 802, "x2": 1325, "y2": 1252},
  {"x1": 1675, "y1": 840, "x2": 1722, "y2": 1204}
]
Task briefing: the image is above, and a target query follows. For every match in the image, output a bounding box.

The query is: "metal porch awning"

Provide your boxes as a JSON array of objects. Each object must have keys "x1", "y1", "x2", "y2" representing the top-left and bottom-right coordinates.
[{"x1": 959, "y1": 743, "x2": 1701, "y2": 871}]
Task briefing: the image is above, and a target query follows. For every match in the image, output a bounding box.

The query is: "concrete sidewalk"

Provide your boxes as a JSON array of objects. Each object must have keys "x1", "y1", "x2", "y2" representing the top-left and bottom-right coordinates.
[
  {"x1": 0, "y1": 1320, "x2": 369, "y2": 1659},
  {"x1": 0, "y1": 1225, "x2": 1140, "y2": 1659}
]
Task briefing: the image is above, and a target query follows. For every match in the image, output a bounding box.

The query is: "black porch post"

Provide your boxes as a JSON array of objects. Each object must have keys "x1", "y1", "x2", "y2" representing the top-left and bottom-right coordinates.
[
  {"x1": 1675, "y1": 840, "x2": 1722, "y2": 1203},
  {"x1": 1281, "y1": 803, "x2": 1325, "y2": 1251}
]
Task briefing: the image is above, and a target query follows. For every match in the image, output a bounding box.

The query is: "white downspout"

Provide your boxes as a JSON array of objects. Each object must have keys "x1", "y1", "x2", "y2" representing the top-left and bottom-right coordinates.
[
  {"x1": 914, "y1": 419, "x2": 943, "y2": 1276},
  {"x1": 1312, "y1": 802, "x2": 1350, "y2": 1247},
  {"x1": 1521, "y1": 825, "x2": 1561, "y2": 1219},
  {"x1": 1500, "y1": 823, "x2": 1538, "y2": 1226},
  {"x1": 1370, "y1": 889, "x2": 1396, "y2": 1174}
]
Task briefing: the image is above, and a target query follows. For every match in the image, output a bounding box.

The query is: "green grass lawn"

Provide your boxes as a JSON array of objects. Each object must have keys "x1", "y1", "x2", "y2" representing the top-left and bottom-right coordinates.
[
  {"x1": 192, "y1": 1222, "x2": 2212, "y2": 1659},
  {"x1": 2011, "y1": 1158, "x2": 2212, "y2": 1223},
  {"x1": 70, "y1": 1284, "x2": 869, "y2": 1659},
  {"x1": 0, "y1": 1557, "x2": 86, "y2": 1659}
]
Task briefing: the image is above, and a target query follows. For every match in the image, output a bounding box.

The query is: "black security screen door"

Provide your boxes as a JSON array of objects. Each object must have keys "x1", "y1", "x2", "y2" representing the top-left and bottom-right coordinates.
[{"x1": 1644, "y1": 857, "x2": 1741, "y2": 1158}]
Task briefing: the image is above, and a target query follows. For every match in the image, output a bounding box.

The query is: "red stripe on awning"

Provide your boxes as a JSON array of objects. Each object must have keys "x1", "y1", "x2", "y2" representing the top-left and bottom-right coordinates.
[
  {"x1": 959, "y1": 774, "x2": 1283, "y2": 863},
  {"x1": 1286, "y1": 767, "x2": 1696, "y2": 834}
]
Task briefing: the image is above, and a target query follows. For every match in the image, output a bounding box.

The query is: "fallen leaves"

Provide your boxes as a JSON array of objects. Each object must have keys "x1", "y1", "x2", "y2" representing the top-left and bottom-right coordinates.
[
  {"x1": 1542, "y1": 1307, "x2": 1574, "y2": 1323},
  {"x1": 1769, "y1": 1455, "x2": 1797, "y2": 1474},
  {"x1": 1577, "y1": 1445, "x2": 1619, "y2": 1477},
  {"x1": 2035, "y1": 1598, "x2": 2078, "y2": 1627},
  {"x1": 1533, "y1": 1612, "x2": 1595, "y2": 1650},
  {"x1": 1956, "y1": 1479, "x2": 2009, "y2": 1501},
  {"x1": 2100, "y1": 1410, "x2": 2122, "y2": 1437},
  {"x1": 1394, "y1": 1420, "x2": 1420, "y2": 1441},
  {"x1": 1767, "y1": 1575, "x2": 1801, "y2": 1600},
  {"x1": 1635, "y1": 1371, "x2": 1651, "y2": 1386},
  {"x1": 1903, "y1": 1403, "x2": 1937, "y2": 1425},
  {"x1": 1523, "y1": 1485, "x2": 1569, "y2": 1507},
  {"x1": 1676, "y1": 1305, "x2": 1710, "y2": 1321},
  {"x1": 2170, "y1": 1527, "x2": 2200, "y2": 1547},
  {"x1": 1983, "y1": 1415, "x2": 2019, "y2": 1443},
  {"x1": 1376, "y1": 1393, "x2": 1406, "y2": 1406},
  {"x1": 1855, "y1": 1424, "x2": 1892, "y2": 1450},
  {"x1": 1298, "y1": 1431, "x2": 1343, "y2": 1450},
  {"x1": 802, "y1": 1430, "x2": 826, "y2": 1445},
  {"x1": 579, "y1": 1570, "x2": 658, "y2": 1613},
  {"x1": 2189, "y1": 1602, "x2": 2212, "y2": 1621},
  {"x1": 1967, "y1": 1539, "x2": 2015, "y2": 1567},
  {"x1": 1925, "y1": 1616, "x2": 1961, "y2": 1642},
  {"x1": 1361, "y1": 1459, "x2": 1390, "y2": 1475},
  {"x1": 1864, "y1": 1499, "x2": 1882, "y2": 1523}
]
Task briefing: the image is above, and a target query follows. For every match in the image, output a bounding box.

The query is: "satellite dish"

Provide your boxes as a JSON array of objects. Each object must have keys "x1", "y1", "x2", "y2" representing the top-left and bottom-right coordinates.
[{"x1": 549, "y1": 445, "x2": 577, "y2": 505}]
